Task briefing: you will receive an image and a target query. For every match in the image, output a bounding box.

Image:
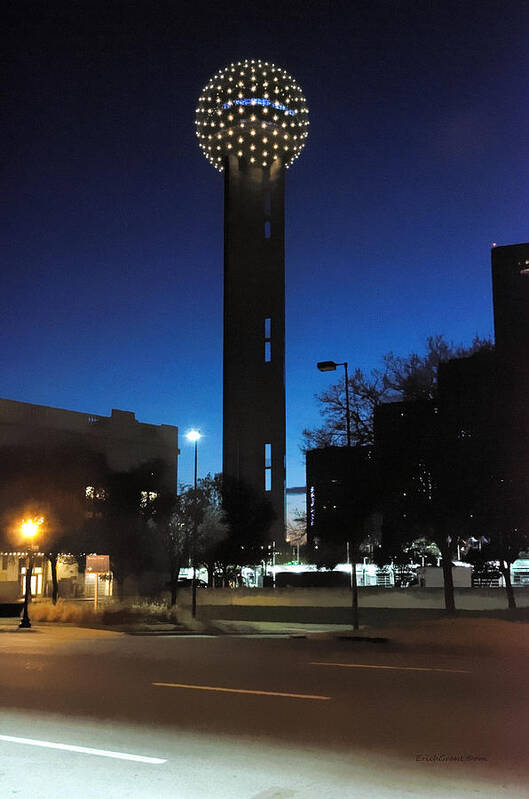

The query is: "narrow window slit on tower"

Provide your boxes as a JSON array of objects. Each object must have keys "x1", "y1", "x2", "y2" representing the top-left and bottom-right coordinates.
[
  {"x1": 264, "y1": 220, "x2": 271, "y2": 239},
  {"x1": 264, "y1": 443, "x2": 272, "y2": 491},
  {"x1": 264, "y1": 317, "x2": 271, "y2": 362}
]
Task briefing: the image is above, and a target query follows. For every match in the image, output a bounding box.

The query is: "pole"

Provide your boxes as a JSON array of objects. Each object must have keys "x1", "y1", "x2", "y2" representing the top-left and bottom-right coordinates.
[
  {"x1": 343, "y1": 364, "x2": 357, "y2": 628},
  {"x1": 191, "y1": 438, "x2": 198, "y2": 618},
  {"x1": 19, "y1": 550, "x2": 34, "y2": 629},
  {"x1": 351, "y1": 546, "x2": 359, "y2": 631},
  {"x1": 343, "y1": 361, "x2": 351, "y2": 447}
]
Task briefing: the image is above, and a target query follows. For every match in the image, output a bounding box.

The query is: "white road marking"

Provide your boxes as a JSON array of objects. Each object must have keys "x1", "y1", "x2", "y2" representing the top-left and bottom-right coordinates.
[
  {"x1": 310, "y1": 662, "x2": 470, "y2": 674},
  {"x1": 0, "y1": 734, "x2": 167, "y2": 763},
  {"x1": 153, "y1": 681, "x2": 331, "y2": 700}
]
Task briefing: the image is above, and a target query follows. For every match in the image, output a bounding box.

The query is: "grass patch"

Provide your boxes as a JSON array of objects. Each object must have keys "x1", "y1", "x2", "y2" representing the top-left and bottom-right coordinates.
[{"x1": 29, "y1": 599, "x2": 184, "y2": 627}]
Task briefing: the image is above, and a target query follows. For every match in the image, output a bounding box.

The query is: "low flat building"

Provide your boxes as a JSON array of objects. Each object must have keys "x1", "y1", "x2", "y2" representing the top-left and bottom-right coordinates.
[
  {"x1": 0, "y1": 398, "x2": 178, "y2": 492},
  {"x1": 0, "y1": 398, "x2": 179, "y2": 601}
]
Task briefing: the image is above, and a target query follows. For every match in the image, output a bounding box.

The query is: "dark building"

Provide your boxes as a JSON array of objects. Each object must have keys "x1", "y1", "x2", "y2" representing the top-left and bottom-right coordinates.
[
  {"x1": 0, "y1": 398, "x2": 179, "y2": 601},
  {"x1": 307, "y1": 243, "x2": 529, "y2": 562},
  {"x1": 491, "y1": 242, "x2": 529, "y2": 531},
  {"x1": 306, "y1": 445, "x2": 374, "y2": 553},
  {"x1": 374, "y1": 399, "x2": 439, "y2": 536},
  {"x1": 0, "y1": 398, "x2": 179, "y2": 534},
  {"x1": 375, "y1": 353, "x2": 498, "y2": 537},
  {"x1": 491, "y1": 242, "x2": 529, "y2": 392},
  {"x1": 437, "y1": 349, "x2": 497, "y2": 445},
  {"x1": 196, "y1": 60, "x2": 309, "y2": 540},
  {"x1": 0, "y1": 398, "x2": 178, "y2": 492},
  {"x1": 491, "y1": 243, "x2": 529, "y2": 472}
]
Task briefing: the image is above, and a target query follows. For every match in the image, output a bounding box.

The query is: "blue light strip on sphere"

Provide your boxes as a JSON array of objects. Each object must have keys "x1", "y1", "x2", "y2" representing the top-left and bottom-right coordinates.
[{"x1": 222, "y1": 98, "x2": 295, "y2": 115}]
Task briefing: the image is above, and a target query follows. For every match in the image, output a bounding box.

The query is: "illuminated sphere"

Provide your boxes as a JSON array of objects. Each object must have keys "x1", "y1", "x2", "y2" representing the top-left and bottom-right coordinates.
[{"x1": 195, "y1": 59, "x2": 309, "y2": 172}]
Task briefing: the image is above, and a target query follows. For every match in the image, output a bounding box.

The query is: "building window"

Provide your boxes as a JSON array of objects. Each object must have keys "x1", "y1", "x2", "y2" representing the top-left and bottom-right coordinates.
[
  {"x1": 85, "y1": 486, "x2": 107, "y2": 501},
  {"x1": 2, "y1": 555, "x2": 7, "y2": 571},
  {"x1": 264, "y1": 443, "x2": 272, "y2": 491},
  {"x1": 140, "y1": 490, "x2": 159, "y2": 508},
  {"x1": 264, "y1": 317, "x2": 271, "y2": 362},
  {"x1": 264, "y1": 220, "x2": 271, "y2": 239}
]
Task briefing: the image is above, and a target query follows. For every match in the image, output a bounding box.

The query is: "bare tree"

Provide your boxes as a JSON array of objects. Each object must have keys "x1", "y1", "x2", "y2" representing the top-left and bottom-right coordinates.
[{"x1": 303, "y1": 335, "x2": 493, "y2": 450}]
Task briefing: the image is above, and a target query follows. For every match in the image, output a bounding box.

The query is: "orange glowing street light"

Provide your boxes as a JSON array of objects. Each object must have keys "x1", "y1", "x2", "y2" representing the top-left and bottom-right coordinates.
[
  {"x1": 20, "y1": 517, "x2": 43, "y2": 540},
  {"x1": 19, "y1": 516, "x2": 44, "y2": 629}
]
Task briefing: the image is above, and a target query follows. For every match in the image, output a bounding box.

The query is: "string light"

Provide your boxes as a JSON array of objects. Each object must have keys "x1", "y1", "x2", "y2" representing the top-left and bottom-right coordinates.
[{"x1": 195, "y1": 58, "x2": 309, "y2": 171}]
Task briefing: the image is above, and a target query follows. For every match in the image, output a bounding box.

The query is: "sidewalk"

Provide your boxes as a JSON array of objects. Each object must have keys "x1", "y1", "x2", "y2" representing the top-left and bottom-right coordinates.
[
  {"x1": 2, "y1": 613, "x2": 528, "y2": 658},
  {"x1": 204, "y1": 615, "x2": 529, "y2": 657},
  {"x1": 206, "y1": 619, "x2": 355, "y2": 636}
]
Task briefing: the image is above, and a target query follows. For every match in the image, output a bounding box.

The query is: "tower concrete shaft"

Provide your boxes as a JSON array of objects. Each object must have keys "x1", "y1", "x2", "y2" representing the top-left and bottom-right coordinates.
[{"x1": 223, "y1": 155, "x2": 285, "y2": 539}]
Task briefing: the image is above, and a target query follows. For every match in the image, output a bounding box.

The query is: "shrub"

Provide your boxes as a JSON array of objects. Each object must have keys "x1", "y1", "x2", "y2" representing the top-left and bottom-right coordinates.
[{"x1": 29, "y1": 598, "x2": 183, "y2": 627}]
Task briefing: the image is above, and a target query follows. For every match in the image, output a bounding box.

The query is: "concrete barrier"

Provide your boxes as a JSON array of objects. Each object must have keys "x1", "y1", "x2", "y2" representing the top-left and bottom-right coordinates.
[{"x1": 192, "y1": 586, "x2": 529, "y2": 611}]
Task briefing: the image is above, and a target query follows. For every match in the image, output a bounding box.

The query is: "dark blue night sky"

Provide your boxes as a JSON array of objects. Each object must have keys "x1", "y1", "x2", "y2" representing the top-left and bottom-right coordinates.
[{"x1": 4, "y1": 0, "x2": 529, "y2": 490}]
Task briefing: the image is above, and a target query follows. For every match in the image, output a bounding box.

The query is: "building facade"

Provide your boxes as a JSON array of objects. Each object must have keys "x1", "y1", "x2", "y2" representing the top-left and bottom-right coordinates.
[
  {"x1": 491, "y1": 242, "x2": 529, "y2": 491},
  {"x1": 306, "y1": 445, "x2": 375, "y2": 555},
  {"x1": 0, "y1": 398, "x2": 178, "y2": 491},
  {"x1": 0, "y1": 398, "x2": 178, "y2": 601}
]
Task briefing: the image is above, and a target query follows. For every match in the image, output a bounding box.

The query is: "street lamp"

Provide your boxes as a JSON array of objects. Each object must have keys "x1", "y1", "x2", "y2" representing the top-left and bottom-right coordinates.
[
  {"x1": 186, "y1": 430, "x2": 201, "y2": 618},
  {"x1": 317, "y1": 359, "x2": 359, "y2": 630},
  {"x1": 316, "y1": 361, "x2": 351, "y2": 447},
  {"x1": 19, "y1": 517, "x2": 44, "y2": 629}
]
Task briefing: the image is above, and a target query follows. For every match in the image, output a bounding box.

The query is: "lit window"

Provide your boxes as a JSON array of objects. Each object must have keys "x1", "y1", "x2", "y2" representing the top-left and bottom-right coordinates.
[
  {"x1": 85, "y1": 486, "x2": 108, "y2": 501},
  {"x1": 264, "y1": 443, "x2": 272, "y2": 491},
  {"x1": 264, "y1": 317, "x2": 271, "y2": 361},
  {"x1": 141, "y1": 490, "x2": 159, "y2": 508}
]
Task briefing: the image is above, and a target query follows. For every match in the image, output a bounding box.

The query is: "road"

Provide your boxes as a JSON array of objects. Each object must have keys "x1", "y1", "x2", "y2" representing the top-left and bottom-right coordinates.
[{"x1": 0, "y1": 620, "x2": 527, "y2": 798}]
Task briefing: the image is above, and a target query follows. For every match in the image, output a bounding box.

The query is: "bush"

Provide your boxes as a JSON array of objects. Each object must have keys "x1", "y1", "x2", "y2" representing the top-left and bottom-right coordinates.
[{"x1": 29, "y1": 598, "x2": 182, "y2": 627}]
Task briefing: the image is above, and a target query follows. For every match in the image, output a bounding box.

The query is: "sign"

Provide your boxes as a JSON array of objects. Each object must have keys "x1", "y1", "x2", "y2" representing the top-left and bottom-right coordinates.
[{"x1": 86, "y1": 554, "x2": 110, "y2": 573}]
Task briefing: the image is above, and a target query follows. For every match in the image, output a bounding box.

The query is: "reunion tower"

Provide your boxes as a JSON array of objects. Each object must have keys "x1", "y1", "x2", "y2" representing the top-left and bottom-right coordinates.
[{"x1": 195, "y1": 59, "x2": 309, "y2": 539}]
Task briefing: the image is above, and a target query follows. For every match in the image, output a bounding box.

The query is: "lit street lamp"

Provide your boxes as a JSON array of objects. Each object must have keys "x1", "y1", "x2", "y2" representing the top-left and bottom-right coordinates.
[
  {"x1": 19, "y1": 517, "x2": 44, "y2": 629},
  {"x1": 186, "y1": 430, "x2": 201, "y2": 618},
  {"x1": 317, "y1": 359, "x2": 359, "y2": 630}
]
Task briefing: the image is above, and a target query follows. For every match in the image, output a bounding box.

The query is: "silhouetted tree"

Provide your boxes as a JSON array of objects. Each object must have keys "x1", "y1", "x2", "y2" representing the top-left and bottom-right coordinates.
[
  {"x1": 306, "y1": 336, "x2": 492, "y2": 614},
  {"x1": 302, "y1": 335, "x2": 493, "y2": 450},
  {"x1": 150, "y1": 475, "x2": 228, "y2": 603},
  {"x1": 84, "y1": 460, "x2": 165, "y2": 599},
  {"x1": 214, "y1": 476, "x2": 276, "y2": 584},
  {"x1": 466, "y1": 466, "x2": 529, "y2": 609},
  {"x1": 0, "y1": 445, "x2": 106, "y2": 602}
]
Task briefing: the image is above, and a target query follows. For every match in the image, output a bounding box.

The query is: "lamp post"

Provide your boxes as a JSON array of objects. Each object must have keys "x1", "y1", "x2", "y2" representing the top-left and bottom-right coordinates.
[
  {"x1": 317, "y1": 359, "x2": 359, "y2": 630},
  {"x1": 19, "y1": 517, "x2": 44, "y2": 629},
  {"x1": 186, "y1": 430, "x2": 201, "y2": 618}
]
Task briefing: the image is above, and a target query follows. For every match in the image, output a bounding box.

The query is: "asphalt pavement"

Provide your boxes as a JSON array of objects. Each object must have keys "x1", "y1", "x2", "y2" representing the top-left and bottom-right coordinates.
[{"x1": 0, "y1": 618, "x2": 528, "y2": 798}]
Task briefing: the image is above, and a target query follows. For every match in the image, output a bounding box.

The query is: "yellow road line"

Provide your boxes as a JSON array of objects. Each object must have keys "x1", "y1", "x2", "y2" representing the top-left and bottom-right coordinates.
[
  {"x1": 310, "y1": 662, "x2": 470, "y2": 674},
  {"x1": 152, "y1": 682, "x2": 331, "y2": 700}
]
